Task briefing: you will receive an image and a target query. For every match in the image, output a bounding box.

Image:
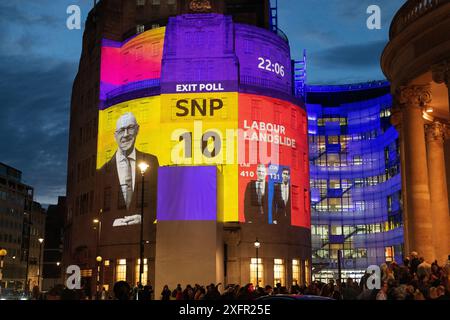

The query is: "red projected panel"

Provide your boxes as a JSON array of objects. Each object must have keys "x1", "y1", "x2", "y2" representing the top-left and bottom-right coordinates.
[{"x1": 238, "y1": 93, "x2": 309, "y2": 228}]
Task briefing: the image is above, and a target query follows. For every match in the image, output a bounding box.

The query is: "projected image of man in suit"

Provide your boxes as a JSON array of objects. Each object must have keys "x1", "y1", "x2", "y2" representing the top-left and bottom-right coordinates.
[
  {"x1": 100, "y1": 112, "x2": 159, "y2": 227},
  {"x1": 244, "y1": 164, "x2": 269, "y2": 224},
  {"x1": 272, "y1": 168, "x2": 291, "y2": 225}
]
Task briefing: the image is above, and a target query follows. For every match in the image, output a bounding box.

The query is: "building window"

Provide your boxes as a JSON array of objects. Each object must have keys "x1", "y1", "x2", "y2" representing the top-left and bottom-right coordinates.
[
  {"x1": 151, "y1": 42, "x2": 160, "y2": 56},
  {"x1": 135, "y1": 259, "x2": 148, "y2": 285},
  {"x1": 274, "y1": 259, "x2": 285, "y2": 286},
  {"x1": 136, "y1": 24, "x2": 145, "y2": 34},
  {"x1": 250, "y1": 258, "x2": 263, "y2": 287},
  {"x1": 292, "y1": 259, "x2": 300, "y2": 285},
  {"x1": 136, "y1": 46, "x2": 143, "y2": 61},
  {"x1": 291, "y1": 109, "x2": 298, "y2": 129},
  {"x1": 353, "y1": 155, "x2": 363, "y2": 165},
  {"x1": 303, "y1": 188, "x2": 309, "y2": 212},
  {"x1": 305, "y1": 259, "x2": 310, "y2": 285},
  {"x1": 303, "y1": 152, "x2": 308, "y2": 173},
  {"x1": 116, "y1": 259, "x2": 127, "y2": 282},
  {"x1": 251, "y1": 100, "x2": 261, "y2": 121},
  {"x1": 104, "y1": 260, "x2": 110, "y2": 267},
  {"x1": 385, "y1": 247, "x2": 394, "y2": 262}
]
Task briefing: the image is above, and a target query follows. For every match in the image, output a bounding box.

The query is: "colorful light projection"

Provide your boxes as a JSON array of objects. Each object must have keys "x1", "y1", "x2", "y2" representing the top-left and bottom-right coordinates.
[
  {"x1": 100, "y1": 27, "x2": 165, "y2": 103},
  {"x1": 96, "y1": 14, "x2": 309, "y2": 229},
  {"x1": 238, "y1": 93, "x2": 310, "y2": 228}
]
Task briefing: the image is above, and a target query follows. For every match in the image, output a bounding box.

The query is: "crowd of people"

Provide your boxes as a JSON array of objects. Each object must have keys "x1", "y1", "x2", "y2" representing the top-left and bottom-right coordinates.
[{"x1": 36, "y1": 251, "x2": 450, "y2": 300}]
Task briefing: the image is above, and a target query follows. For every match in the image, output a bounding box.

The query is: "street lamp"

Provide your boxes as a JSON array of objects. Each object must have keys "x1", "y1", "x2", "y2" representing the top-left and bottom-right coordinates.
[
  {"x1": 0, "y1": 249, "x2": 7, "y2": 285},
  {"x1": 38, "y1": 238, "x2": 44, "y2": 290},
  {"x1": 93, "y1": 218, "x2": 102, "y2": 253},
  {"x1": 93, "y1": 217, "x2": 103, "y2": 299},
  {"x1": 254, "y1": 238, "x2": 261, "y2": 288},
  {"x1": 138, "y1": 162, "x2": 149, "y2": 291},
  {"x1": 96, "y1": 256, "x2": 102, "y2": 298}
]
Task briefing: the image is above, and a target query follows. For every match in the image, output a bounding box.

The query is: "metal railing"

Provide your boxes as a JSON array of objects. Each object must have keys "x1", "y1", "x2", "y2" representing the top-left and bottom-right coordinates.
[{"x1": 389, "y1": 0, "x2": 448, "y2": 38}]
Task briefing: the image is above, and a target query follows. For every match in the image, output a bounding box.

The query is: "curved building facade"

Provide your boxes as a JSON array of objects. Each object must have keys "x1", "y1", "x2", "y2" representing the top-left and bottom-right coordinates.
[
  {"x1": 64, "y1": 0, "x2": 310, "y2": 296},
  {"x1": 306, "y1": 82, "x2": 403, "y2": 281},
  {"x1": 381, "y1": 0, "x2": 450, "y2": 264}
]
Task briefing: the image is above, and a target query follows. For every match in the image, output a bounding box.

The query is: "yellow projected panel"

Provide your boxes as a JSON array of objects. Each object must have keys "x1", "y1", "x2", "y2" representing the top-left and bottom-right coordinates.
[
  {"x1": 97, "y1": 96, "x2": 162, "y2": 169},
  {"x1": 160, "y1": 92, "x2": 239, "y2": 222}
]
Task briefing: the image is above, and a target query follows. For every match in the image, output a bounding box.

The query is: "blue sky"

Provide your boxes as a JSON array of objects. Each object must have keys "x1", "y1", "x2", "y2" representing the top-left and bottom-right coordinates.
[{"x1": 0, "y1": 0, "x2": 404, "y2": 204}]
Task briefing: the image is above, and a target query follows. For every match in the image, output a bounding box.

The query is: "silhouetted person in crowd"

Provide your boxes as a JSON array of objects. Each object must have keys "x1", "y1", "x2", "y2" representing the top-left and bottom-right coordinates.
[
  {"x1": 114, "y1": 281, "x2": 131, "y2": 300},
  {"x1": 141, "y1": 281, "x2": 153, "y2": 300},
  {"x1": 409, "y1": 251, "x2": 420, "y2": 275},
  {"x1": 161, "y1": 285, "x2": 171, "y2": 300},
  {"x1": 264, "y1": 285, "x2": 273, "y2": 296},
  {"x1": 342, "y1": 278, "x2": 358, "y2": 300}
]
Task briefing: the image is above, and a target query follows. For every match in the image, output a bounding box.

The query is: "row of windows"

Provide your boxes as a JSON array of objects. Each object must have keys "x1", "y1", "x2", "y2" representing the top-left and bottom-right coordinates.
[
  {"x1": 75, "y1": 191, "x2": 94, "y2": 216},
  {"x1": 311, "y1": 169, "x2": 400, "y2": 191},
  {"x1": 313, "y1": 245, "x2": 400, "y2": 267},
  {"x1": 313, "y1": 154, "x2": 387, "y2": 168},
  {"x1": 77, "y1": 156, "x2": 96, "y2": 183},
  {"x1": 250, "y1": 259, "x2": 311, "y2": 287},
  {"x1": 0, "y1": 233, "x2": 21, "y2": 244},
  {"x1": 314, "y1": 109, "x2": 391, "y2": 128},
  {"x1": 310, "y1": 130, "x2": 380, "y2": 147},
  {"x1": 0, "y1": 165, "x2": 21, "y2": 180},
  {"x1": 0, "y1": 219, "x2": 22, "y2": 231},
  {"x1": 314, "y1": 248, "x2": 368, "y2": 260},
  {"x1": 311, "y1": 148, "x2": 399, "y2": 171},
  {"x1": 0, "y1": 190, "x2": 25, "y2": 206},
  {"x1": 251, "y1": 102, "x2": 307, "y2": 134},
  {"x1": 312, "y1": 221, "x2": 402, "y2": 239},
  {"x1": 136, "y1": 0, "x2": 177, "y2": 7},
  {"x1": 100, "y1": 258, "x2": 310, "y2": 288},
  {"x1": 317, "y1": 117, "x2": 348, "y2": 126},
  {"x1": 78, "y1": 118, "x2": 98, "y2": 147},
  {"x1": 380, "y1": 109, "x2": 391, "y2": 118}
]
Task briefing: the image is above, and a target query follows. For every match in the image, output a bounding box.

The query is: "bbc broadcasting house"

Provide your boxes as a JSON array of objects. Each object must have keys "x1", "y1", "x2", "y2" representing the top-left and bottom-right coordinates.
[{"x1": 63, "y1": 0, "x2": 450, "y2": 296}]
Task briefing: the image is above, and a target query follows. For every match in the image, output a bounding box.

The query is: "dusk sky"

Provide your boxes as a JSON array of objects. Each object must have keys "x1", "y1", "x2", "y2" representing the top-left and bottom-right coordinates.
[{"x1": 0, "y1": 0, "x2": 404, "y2": 204}]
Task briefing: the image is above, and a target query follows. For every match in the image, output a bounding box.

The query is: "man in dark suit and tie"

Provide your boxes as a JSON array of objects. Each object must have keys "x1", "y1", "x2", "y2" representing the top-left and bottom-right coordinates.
[
  {"x1": 272, "y1": 168, "x2": 291, "y2": 226},
  {"x1": 244, "y1": 164, "x2": 269, "y2": 224},
  {"x1": 99, "y1": 112, "x2": 159, "y2": 227}
]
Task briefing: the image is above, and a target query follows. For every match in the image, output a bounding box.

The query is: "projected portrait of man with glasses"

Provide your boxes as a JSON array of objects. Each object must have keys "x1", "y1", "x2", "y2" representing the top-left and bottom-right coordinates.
[{"x1": 99, "y1": 112, "x2": 159, "y2": 227}]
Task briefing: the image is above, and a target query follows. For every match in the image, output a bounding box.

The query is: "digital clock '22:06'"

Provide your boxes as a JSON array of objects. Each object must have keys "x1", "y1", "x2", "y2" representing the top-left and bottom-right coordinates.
[{"x1": 257, "y1": 57, "x2": 285, "y2": 77}]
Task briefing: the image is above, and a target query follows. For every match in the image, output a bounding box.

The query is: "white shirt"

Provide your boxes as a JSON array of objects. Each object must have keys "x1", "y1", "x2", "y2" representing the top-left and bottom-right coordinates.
[
  {"x1": 281, "y1": 183, "x2": 289, "y2": 205},
  {"x1": 116, "y1": 149, "x2": 136, "y2": 194},
  {"x1": 257, "y1": 181, "x2": 265, "y2": 195}
]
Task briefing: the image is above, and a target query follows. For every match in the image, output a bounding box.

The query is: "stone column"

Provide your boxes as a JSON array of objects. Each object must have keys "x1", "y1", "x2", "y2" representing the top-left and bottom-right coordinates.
[
  {"x1": 432, "y1": 60, "x2": 450, "y2": 113},
  {"x1": 390, "y1": 105, "x2": 410, "y2": 256},
  {"x1": 432, "y1": 60, "x2": 450, "y2": 221},
  {"x1": 426, "y1": 122, "x2": 450, "y2": 265},
  {"x1": 397, "y1": 85, "x2": 434, "y2": 262}
]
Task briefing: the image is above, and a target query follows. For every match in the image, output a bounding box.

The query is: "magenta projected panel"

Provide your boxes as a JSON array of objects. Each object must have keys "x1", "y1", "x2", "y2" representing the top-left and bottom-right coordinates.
[{"x1": 100, "y1": 28, "x2": 166, "y2": 104}]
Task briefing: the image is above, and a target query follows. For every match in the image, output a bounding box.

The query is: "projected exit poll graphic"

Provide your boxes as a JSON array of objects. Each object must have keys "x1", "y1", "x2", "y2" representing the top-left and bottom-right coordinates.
[{"x1": 96, "y1": 13, "x2": 310, "y2": 231}]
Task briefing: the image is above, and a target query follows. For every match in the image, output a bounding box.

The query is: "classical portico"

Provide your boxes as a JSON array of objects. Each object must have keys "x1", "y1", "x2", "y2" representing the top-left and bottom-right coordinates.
[{"x1": 382, "y1": 0, "x2": 450, "y2": 264}]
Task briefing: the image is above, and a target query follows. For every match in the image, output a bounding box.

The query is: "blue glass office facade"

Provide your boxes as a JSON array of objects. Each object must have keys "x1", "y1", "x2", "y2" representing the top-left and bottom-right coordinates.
[{"x1": 305, "y1": 82, "x2": 403, "y2": 281}]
